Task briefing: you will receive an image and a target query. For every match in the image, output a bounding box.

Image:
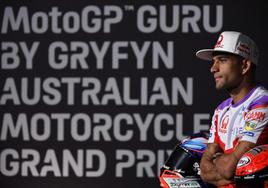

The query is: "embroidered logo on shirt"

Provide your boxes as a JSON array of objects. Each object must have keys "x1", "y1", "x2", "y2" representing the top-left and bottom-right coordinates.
[
  {"x1": 243, "y1": 131, "x2": 255, "y2": 137},
  {"x1": 245, "y1": 111, "x2": 265, "y2": 122},
  {"x1": 219, "y1": 115, "x2": 229, "y2": 133},
  {"x1": 245, "y1": 121, "x2": 258, "y2": 131}
]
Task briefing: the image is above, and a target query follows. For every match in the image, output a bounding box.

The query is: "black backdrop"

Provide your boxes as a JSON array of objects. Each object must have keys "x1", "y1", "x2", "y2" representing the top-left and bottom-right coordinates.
[{"x1": 0, "y1": 0, "x2": 267, "y2": 188}]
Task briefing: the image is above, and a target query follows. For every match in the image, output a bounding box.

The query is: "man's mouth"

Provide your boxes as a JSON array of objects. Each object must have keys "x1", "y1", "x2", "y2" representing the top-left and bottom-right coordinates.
[{"x1": 214, "y1": 75, "x2": 222, "y2": 82}]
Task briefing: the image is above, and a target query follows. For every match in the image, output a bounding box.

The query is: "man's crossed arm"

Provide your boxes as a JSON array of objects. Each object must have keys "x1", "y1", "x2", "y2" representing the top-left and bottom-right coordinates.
[{"x1": 200, "y1": 141, "x2": 255, "y2": 186}]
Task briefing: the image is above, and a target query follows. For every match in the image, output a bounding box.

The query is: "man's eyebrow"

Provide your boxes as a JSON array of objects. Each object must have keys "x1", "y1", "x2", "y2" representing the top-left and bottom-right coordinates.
[{"x1": 213, "y1": 55, "x2": 230, "y2": 59}]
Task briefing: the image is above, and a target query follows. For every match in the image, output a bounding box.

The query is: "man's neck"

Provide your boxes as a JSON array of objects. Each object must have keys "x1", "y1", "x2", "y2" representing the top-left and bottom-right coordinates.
[{"x1": 228, "y1": 82, "x2": 256, "y2": 104}]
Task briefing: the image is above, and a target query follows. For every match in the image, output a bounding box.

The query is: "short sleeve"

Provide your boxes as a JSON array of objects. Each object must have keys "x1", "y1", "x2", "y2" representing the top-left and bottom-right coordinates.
[
  {"x1": 240, "y1": 96, "x2": 268, "y2": 144},
  {"x1": 208, "y1": 109, "x2": 219, "y2": 144}
]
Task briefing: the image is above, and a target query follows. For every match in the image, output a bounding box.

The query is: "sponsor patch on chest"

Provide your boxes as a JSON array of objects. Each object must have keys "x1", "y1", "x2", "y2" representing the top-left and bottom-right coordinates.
[{"x1": 245, "y1": 111, "x2": 265, "y2": 122}]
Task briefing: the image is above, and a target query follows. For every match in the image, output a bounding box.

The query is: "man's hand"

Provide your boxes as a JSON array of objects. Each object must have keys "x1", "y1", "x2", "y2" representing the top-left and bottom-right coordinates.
[{"x1": 213, "y1": 153, "x2": 239, "y2": 179}]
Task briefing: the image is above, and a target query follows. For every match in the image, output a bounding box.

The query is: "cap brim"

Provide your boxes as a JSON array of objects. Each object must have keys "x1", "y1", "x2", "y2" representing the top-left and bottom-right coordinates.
[
  {"x1": 196, "y1": 49, "x2": 239, "y2": 61},
  {"x1": 195, "y1": 49, "x2": 214, "y2": 61}
]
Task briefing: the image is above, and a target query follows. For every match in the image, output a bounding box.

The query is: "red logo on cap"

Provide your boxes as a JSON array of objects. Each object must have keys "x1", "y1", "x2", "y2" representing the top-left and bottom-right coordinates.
[{"x1": 215, "y1": 34, "x2": 224, "y2": 48}]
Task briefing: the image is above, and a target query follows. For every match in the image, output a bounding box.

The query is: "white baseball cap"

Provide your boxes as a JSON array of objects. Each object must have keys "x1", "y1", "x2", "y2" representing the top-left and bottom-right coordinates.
[{"x1": 196, "y1": 31, "x2": 259, "y2": 65}]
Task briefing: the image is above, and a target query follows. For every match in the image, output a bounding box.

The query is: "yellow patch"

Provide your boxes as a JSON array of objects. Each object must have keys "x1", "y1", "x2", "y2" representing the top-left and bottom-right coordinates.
[{"x1": 245, "y1": 121, "x2": 257, "y2": 131}]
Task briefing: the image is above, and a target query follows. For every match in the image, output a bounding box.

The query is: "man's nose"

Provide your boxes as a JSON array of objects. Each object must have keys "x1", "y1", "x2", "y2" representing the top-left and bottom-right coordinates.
[{"x1": 210, "y1": 61, "x2": 219, "y2": 73}]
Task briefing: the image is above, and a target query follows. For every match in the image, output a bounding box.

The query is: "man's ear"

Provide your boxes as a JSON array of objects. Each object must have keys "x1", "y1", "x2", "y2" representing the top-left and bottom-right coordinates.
[{"x1": 241, "y1": 59, "x2": 252, "y2": 75}]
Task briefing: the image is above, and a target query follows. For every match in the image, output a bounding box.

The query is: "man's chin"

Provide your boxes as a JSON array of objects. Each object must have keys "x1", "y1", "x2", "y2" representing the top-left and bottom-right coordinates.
[
  {"x1": 216, "y1": 84, "x2": 237, "y2": 92},
  {"x1": 216, "y1": 85, "x2": 230, "y2": 91},
  {"x1": 215, "y1": 84, "x2": 224, "y2": 90}
]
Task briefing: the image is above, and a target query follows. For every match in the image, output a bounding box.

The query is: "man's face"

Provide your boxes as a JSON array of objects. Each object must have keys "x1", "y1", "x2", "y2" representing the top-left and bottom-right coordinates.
[{"x1": 210, "y1": 54, "x2": 244, "y2": 91}]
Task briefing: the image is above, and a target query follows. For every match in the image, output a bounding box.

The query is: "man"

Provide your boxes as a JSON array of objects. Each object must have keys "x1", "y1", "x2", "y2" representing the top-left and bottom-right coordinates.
[{"x1": 195, "y1": 31, "x2": 268, "y2": 187}]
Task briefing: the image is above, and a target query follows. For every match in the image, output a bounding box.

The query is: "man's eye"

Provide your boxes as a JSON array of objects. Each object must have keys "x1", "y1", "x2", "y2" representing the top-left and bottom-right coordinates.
[{"x1": 219, "y1": 58, "x2": 228, "y2": 62}]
